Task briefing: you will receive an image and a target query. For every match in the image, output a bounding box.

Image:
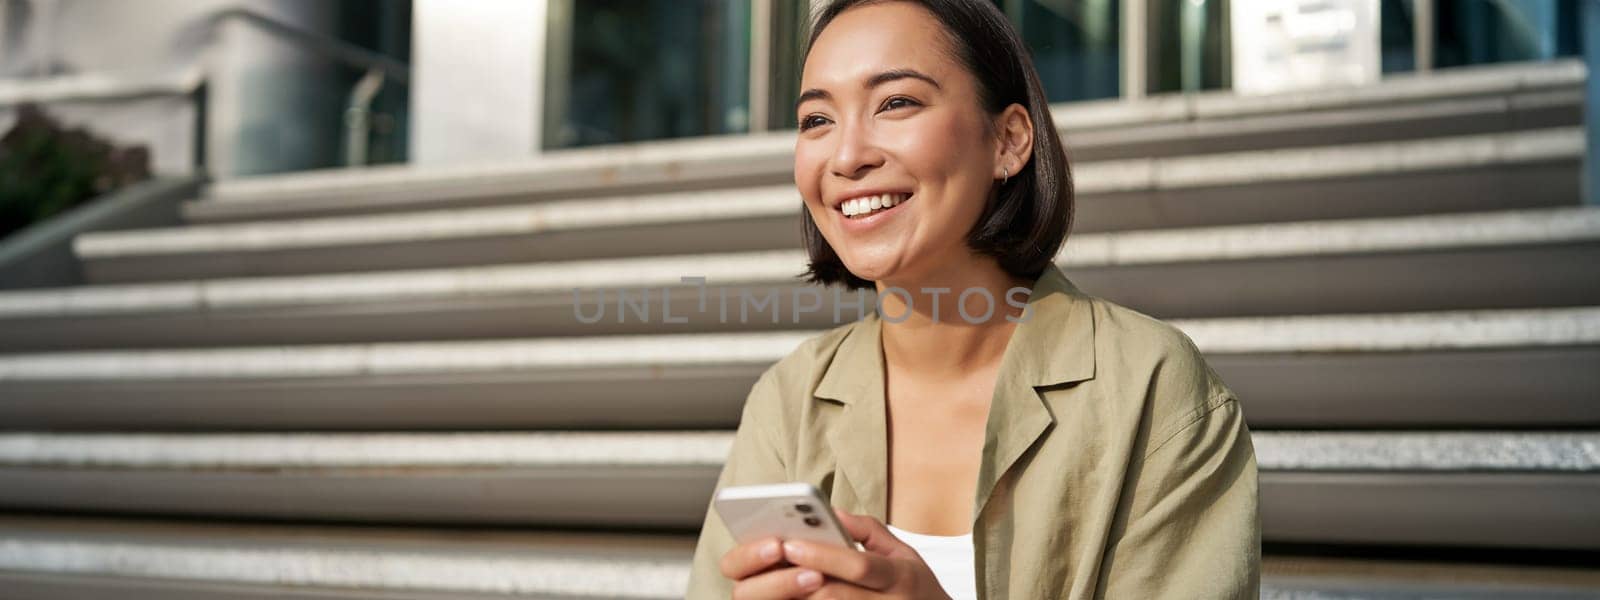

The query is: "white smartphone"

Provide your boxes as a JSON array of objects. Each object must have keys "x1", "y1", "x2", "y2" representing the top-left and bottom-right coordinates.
[{"x1": 714, "y1": 482, "x2": 864, "y2": 551}]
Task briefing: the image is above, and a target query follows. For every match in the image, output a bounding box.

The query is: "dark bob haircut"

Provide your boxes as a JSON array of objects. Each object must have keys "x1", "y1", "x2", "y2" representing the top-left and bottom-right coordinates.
[{"x1": 800, "y1": 0, "x2": 1075, "y2": 290}]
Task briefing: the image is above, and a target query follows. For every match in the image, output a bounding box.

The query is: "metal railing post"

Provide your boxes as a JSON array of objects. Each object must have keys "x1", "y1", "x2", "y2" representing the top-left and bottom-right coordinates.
[
  {"x1": 1122, "y1": 0, "x2": 1147, "y2": 99},
  {"x1": 750, "y1": 0, "x2": 774, "y2": 133},
  {"x1": 344, "y1": 68, "x2": 385, "y2": 168},
  {"x1": 1179, "y1": 0, "x2": 1207, "y2": 93},
  {"x1": 191, "y1": 80, "x2": 209, "y2": 173},
  {"x1": 1413, "y1": 0, "x2": 1435, "y2": 73}
]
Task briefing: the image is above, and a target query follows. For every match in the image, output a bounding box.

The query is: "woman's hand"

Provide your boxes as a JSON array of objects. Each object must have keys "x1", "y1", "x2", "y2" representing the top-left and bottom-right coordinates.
[
  {"x1": 720, "y1": 533, "x2": 821, "y2": 598},
  {"x1": 786, "y1": 508, "x2": 953, "y2": 599},
  {"x1": 721, "y1": 508, "x2": 953, "y2": 599}
]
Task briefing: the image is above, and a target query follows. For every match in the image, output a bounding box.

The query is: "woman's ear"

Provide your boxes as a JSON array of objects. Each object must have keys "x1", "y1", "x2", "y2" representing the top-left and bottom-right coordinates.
[{"x1": 993, "y1": 103, "x2": 1035, "y2": 180}]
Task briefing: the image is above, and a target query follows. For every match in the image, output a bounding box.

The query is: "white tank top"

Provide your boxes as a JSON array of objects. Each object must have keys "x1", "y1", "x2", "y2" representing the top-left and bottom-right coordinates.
[{"x1": 886, "y1": 524, "x2": 978, "y2": 600}]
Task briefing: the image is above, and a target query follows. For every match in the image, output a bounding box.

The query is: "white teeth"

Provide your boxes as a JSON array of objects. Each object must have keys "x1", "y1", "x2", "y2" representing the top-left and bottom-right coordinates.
[{"x1": 841, "y1": 193, "x2": 908, "y2": 218}]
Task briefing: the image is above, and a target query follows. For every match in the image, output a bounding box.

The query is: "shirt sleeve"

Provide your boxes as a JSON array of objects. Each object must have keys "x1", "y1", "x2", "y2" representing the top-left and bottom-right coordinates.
[
  {"x1": 684, "y1": 367, "x2": 790, "y2": 599},
  {"x1": 1096, "y1": 346, "x2": 1261, "y2": 599}
]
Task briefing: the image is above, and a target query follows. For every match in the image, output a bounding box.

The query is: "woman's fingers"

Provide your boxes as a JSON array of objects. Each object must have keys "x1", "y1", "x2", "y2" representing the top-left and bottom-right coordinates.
[
  {"x1": 720, "y1": 537, "x2": 787, "y2": 580},
  {"x1": 833, "y1": 508, "x2": 913, "y2": 556},
  {"x1": 730, "y1": 565, "x2": 826, "y2": 599},
  {"x1": 722, "y1": 512, "x2": 923, "y2": 597},
  {"x1": 782, "y1": 539, "x2": 898, "y2": 591}
]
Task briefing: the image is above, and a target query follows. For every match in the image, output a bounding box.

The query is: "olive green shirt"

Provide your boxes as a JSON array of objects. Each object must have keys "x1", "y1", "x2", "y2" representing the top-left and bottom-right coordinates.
[{"x1": 686, "y1": 265, "x2": 1260, "y2": 599}]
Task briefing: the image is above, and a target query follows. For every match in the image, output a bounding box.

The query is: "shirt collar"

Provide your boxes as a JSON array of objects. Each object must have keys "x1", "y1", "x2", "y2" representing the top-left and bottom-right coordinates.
[
  {"x1": 811, "y1": 264, "x2": 1099, "y2": 522},
  {"x1": 814, "y1": 263, "x2": 1097, "y2": 403}
]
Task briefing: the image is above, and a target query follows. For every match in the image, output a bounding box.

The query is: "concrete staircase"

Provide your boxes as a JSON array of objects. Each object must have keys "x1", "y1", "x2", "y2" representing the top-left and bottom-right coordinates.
[{"x1": 1, "y1": 60, "x2": 1598, "y2": 598}]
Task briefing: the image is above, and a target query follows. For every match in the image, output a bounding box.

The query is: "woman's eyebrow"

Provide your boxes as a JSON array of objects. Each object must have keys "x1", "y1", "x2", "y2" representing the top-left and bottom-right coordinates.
[{"x1": 796, "y1": 68, "x2": 942, "y2": 111}]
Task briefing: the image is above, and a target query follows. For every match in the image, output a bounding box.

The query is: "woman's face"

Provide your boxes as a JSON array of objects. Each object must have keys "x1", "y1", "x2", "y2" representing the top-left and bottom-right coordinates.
[{"x1": 795, "y1": 1, "x2": 1002, "y2": 285}]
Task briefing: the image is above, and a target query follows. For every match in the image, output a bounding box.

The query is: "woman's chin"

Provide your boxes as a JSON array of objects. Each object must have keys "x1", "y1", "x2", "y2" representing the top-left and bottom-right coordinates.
[{"x1": 838, "y1": 255, "x2": 907, "y2": 285}]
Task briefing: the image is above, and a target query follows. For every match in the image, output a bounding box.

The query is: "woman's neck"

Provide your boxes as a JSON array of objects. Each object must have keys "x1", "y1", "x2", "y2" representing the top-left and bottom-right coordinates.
[{"x1": 875, "y1": 259, "x2": 1031, "y2": 378}]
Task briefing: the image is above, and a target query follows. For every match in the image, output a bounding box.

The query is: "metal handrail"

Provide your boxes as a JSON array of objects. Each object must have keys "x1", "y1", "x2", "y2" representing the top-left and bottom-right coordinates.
[
  {"x1": 199, "y1": 8, "x2": 411, "y2": 167},
  {"x1": 208, "y1": 8, "x2": 410, "y2": 86}
]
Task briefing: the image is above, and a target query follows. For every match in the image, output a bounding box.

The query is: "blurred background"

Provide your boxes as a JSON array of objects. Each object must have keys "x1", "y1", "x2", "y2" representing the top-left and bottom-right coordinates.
[{"x1": 0, "y1": 0, "x2": 1597, "y2": 598}]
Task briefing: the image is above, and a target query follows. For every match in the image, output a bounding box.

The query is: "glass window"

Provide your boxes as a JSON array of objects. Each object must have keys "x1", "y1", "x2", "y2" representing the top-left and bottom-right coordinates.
[
  {"x1": 543, "y1": 0, "x2": 751, "y2": 149},
  {"x1": 999, "y1": 0, "x2": 1122, "y2": 102},
  {"x1": 1380, "y1": 0, "x2": 1582, "y2": 74},
  {"x1": 766, "y1": 0, "x2": 1122, "y2": 125},
  {"x1": 1380, "y1": 0, "x2": 1419, "y2": 73},
  {"x1": 1147, "y1": 0, "x2": 1230, "y2": 94},
  {"x1": 1433, "y1": 0, "x2": 1581, "y2": 69},
  {"x1": 335, "y1": 0, "x2": 411, "y2": 166},
  {"x1": 765, "y1": 0, "x2": 812, "y2": 131}
]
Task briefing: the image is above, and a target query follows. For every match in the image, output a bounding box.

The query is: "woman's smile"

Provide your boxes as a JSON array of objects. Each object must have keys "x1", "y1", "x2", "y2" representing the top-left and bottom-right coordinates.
[{"x1": 837, "y1": 191, "x2": 913, "y2": 232}]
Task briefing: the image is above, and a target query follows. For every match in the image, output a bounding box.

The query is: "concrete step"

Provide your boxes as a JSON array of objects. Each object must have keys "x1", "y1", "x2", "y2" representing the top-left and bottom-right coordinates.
[
  {"x1": 2, "y1": 514, "x2": 1597, "y2": 599},
  {"x1": 180, "y1": 60, "x2": 1583, "y2": 224},
  {"x1": 0, "y1": 432, "x2": 1594, "y2": 549},
  {"x1": 76, "y1": 128, "x2": 1584, "y2": 283},
  {"x1": 0, "y1": 431, "x2": 728, "y2": 528},
  {"x1": 0, "y1": 307, "x2": 1594, "y2": 430},
  {"x1": 1065, "y1": 58, "x2": 1581, "y2": 130},
  {"x1": 7, "y1": 207, "x2": 1597, "y2": 351},
  {"x1": 0, "y1": 514, "x2": 694, "y2": 599},
  {"x1": 1259, "y1": 553, "x2": 1600, "y2": 600},
  {"x1": 1069, "y1": 87, "x2": 1579, "y2": 162}
]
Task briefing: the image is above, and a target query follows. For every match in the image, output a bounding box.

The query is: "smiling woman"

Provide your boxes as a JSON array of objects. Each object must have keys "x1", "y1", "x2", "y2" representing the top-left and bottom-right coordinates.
[{"x1": 687, "y1": 1, "x2": 1259, "y2": 599}]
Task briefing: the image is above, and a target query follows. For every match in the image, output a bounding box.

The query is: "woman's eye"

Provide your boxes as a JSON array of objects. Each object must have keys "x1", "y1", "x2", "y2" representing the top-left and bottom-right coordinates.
[
  {"x1": 798, "y1": 99, "x2": 914, "y2": 131},
  {"x1": 881, "y1": 96, "x2": 919, "y2": 111}
]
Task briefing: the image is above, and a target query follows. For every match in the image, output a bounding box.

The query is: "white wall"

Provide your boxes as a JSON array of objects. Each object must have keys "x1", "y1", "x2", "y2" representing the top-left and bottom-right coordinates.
[
  {"x1": 1, "y1": 0, "x2": 334, "y2": 177},
  {"x1": 11, "y1": 0, "x2": 562, "y2": 172},
  {"x1": 410, "y1": 0, "x2": 544, "y2": 165}
]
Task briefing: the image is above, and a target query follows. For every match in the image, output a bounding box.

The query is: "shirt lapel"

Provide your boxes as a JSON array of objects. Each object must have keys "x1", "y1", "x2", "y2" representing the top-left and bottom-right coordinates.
[
  {"x1": 814, "y1": 310, "x2": 890, "y2": 520},
  {"x1": 973, "y1": 265, "x2": 1098, "y2": 522}
]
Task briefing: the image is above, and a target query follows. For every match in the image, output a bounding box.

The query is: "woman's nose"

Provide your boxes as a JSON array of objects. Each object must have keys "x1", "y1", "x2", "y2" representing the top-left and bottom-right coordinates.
[{"x1": 829, "y1": 121, "x2": 885, "y2": 179}]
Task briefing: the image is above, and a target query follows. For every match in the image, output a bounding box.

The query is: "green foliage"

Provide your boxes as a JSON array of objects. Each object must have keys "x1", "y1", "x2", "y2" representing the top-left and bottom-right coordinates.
[{"x1": 0, "y1": 104, "x2": 149, "y2": 240}]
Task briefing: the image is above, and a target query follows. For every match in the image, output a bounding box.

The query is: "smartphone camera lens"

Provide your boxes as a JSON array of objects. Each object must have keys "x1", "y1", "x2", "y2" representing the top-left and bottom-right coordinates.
[
  {"x1": 803, "y1": 516, "x2": 822, "y2": 527},
  {"x1": 794, "y1": 503, "x2": 814, "y2": 514}
]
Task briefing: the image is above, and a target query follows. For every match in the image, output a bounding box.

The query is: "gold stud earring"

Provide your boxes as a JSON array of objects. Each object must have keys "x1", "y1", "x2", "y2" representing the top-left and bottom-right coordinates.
[{"x1": 1001, "y1": 165, "x2": 1009, "y2": 185}]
